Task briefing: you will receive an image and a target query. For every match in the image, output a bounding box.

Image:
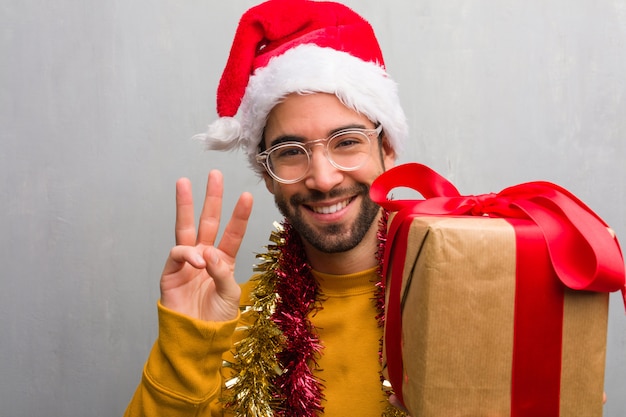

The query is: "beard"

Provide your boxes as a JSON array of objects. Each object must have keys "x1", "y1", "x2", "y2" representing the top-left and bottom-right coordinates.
[{"x1": 274, "y1": 183, "x2": 380, "y2": 254}]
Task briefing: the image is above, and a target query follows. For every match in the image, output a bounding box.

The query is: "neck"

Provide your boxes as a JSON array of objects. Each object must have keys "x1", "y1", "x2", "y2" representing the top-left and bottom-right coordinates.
[{"x1": 304, "y1": 212, "x2": 383, "y2": 275}]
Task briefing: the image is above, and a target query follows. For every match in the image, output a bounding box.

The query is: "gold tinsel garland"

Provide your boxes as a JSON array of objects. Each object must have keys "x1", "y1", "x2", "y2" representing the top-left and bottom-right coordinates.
[{"x1": 223, "y1": 223, "x2": 285, "y2": 416}]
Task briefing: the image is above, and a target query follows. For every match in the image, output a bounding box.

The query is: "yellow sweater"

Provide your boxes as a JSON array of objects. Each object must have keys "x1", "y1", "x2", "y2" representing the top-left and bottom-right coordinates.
[{"x1": 124, "y1": 267, "x2": 387, "y2": 416}]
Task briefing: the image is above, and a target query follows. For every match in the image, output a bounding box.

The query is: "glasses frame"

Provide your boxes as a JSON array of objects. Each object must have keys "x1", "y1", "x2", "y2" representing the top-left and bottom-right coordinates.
[{"x1": 256, "y1": 125, "x2": 383, "y2": 184}]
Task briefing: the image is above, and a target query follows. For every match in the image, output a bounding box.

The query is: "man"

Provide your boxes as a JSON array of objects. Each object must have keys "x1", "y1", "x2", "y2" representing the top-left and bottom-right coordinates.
[{"x1": 125, "y1": 0, "x2": 408, "y2": 415}]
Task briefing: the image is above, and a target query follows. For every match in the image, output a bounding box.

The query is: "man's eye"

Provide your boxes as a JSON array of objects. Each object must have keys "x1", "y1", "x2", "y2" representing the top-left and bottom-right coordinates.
[
  {"x1": 275, "y1": 146, "x2": 306, "y2": 159},
  {"x1": 332, "y1": 135, "x2": 367, "y2": 149}
]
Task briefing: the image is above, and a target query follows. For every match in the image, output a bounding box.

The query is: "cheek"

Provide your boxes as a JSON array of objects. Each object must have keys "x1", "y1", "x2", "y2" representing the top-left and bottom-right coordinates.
[
  {"x1": 361, "y1": 156, "x2": 389, "y2": 182},
  {"x1": 266, "y1": 181, "x2": 299, "y2": 202},
  {"x1": 263, "y1": 174, "x2": 277, "y2": 195},
  {"x1": 348, "y1": 171, "x2": 380, "y2": 190}
]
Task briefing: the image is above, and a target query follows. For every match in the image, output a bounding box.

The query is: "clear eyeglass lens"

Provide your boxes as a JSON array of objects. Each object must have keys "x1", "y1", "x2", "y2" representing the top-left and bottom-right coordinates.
[{"x1": 266, "y1": 130, "x2": 372, "y2": 183}]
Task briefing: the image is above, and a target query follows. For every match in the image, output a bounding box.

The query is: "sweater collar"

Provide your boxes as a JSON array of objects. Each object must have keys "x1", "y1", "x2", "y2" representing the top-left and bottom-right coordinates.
[{"x1": 311, "y1": 266, "x2": 379, "y2": 296}]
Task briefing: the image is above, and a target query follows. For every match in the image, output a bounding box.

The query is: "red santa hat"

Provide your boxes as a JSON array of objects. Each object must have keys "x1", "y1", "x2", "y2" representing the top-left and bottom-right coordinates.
[{"x1": 196, "y1": 0, "x2": 408, "y2": 175}]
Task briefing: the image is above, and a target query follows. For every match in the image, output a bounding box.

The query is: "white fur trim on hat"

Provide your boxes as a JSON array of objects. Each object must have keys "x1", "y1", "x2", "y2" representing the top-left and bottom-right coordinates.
[{"x1": 198, "y1": 44, "x2": 408, "y2": 176}]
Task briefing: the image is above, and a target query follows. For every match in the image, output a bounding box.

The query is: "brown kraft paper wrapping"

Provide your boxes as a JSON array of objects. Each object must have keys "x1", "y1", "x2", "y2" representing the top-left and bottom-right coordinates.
[{"x1": 384, "y1": 216, "x2": 608, "y2": 417}]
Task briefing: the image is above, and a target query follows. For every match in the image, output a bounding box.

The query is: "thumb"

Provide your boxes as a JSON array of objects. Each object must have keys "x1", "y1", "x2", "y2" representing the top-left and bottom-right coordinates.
[{"x1": 204, "y1": 246, "x2": 241, "y2": 302}]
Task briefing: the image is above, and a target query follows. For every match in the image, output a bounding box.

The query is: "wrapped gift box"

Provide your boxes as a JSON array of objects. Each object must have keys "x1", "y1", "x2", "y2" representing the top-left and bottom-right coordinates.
[
  {"x1": 385, "y1": 215, "x2": 608, "y2": 416},
  {"x1": 370, "y1": 163, "x2": 625, "y2": 417}
]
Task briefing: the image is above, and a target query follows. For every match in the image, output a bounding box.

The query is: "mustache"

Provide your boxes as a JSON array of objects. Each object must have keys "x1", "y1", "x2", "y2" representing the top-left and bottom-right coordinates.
[{"x1": 289, "y1": 183, "x2": 371, "y2": 206}]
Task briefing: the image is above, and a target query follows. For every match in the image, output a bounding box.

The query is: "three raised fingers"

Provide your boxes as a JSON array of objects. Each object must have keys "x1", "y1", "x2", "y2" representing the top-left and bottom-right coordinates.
[{"x1": 174, "y1": 170, "x2": 253, "y2": 260}]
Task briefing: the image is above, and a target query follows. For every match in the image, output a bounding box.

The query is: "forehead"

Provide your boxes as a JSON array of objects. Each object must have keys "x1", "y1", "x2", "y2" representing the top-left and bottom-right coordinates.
[{"x1": 263, "y1": 93, "x2": 374, "y2": 143}]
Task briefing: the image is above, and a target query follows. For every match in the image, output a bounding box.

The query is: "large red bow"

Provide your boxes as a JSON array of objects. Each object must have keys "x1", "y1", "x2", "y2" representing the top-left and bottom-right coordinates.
[
  {"x1": 370, "y1": 163, "x2": 626, "y2": 409},
  {"x1": 371, "y1": 163, "x2": 625, "y2": 294}
]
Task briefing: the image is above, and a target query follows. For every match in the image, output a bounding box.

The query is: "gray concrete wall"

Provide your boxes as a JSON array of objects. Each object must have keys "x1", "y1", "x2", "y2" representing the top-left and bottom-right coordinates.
[{"x1": 1, "y1": 1, "x2": 624, "y2": 415}]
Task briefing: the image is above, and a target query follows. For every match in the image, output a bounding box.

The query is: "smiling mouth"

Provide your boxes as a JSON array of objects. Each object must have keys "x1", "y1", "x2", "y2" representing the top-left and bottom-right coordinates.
[{"x1": 308, "y1": 198, "x2": 353, "y2": 214}]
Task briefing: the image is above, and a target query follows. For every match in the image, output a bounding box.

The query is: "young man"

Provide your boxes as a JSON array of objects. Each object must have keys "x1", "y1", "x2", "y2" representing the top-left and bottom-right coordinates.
[{"x1": 125, "y1": 0, "x2": 408, "y2": 415}]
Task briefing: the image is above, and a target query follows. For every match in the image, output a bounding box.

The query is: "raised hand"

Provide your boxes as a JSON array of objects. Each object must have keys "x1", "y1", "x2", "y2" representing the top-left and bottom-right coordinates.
[{"x1": 159, "y1": 170, "x2": 253, "y2": 322}]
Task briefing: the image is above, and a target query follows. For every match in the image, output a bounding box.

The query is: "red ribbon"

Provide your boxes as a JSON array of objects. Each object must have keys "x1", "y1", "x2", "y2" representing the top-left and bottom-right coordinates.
[{"x1": 370, "y1": 163, "x2": 626, "y2": 412}]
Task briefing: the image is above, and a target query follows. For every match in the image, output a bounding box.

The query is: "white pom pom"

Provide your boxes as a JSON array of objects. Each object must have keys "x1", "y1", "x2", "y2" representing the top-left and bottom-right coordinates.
[{"x1": 192, "y1": 117, "x2": 243, "y2": 151}]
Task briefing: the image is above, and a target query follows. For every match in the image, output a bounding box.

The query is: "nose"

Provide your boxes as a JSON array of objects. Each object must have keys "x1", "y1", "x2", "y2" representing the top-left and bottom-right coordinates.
[{"x1": 303, "y1": 147, "x2": 344, "y2": 192}]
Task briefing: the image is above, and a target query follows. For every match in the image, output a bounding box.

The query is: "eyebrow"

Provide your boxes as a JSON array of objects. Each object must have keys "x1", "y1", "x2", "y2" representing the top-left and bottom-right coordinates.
[{"x1": 267, "y1": 123, "x2": 370, "y2": 148}]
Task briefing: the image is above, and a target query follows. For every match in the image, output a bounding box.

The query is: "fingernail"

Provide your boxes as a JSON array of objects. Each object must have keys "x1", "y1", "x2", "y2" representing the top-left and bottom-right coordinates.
[{"x1": 195, "y1": 254, "x2": 206, "y2": 265}]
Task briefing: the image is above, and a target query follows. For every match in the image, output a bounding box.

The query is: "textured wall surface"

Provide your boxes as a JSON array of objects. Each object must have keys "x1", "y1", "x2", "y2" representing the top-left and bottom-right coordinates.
[{"x1": 1, "y1": 1, "x2": 624, "y2": 415}]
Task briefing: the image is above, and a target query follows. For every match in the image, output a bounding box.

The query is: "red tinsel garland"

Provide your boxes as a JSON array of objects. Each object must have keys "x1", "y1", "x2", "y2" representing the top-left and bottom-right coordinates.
[{"x1": 272, "y1": 222, "x2": 325, "y2": 416}]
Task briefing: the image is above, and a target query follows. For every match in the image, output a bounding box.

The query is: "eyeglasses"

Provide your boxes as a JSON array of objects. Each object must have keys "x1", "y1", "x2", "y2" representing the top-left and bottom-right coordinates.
[{"x1": 256, "y1": 125, "x2": 383, "y2": 184}]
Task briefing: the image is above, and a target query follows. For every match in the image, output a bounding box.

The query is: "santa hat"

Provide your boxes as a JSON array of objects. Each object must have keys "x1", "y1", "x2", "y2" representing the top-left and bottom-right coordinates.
[{"x1": 196, "y1": 0, "x2": 408, "y2": 175}]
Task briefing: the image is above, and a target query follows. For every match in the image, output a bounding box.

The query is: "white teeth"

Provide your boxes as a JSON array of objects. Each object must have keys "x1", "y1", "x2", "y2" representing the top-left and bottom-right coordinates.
[{"x1": 311, "y1": 199, "x2": 349, "y2": 214}]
